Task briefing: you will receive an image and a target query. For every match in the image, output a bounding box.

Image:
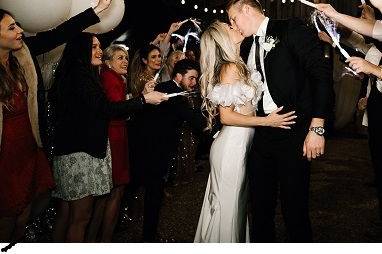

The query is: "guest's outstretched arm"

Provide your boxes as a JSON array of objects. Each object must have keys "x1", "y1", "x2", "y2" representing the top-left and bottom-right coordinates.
[
  {"x1": 25, "y1": 0, "x2": 113, "y2": 56},
  {"x1": 316, "y1": 4, "x2": 375, "y2": 38}
]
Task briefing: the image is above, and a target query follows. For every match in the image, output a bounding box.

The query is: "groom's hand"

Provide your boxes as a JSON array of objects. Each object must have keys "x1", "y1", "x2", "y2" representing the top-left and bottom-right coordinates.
[
  {"x1": 303, "y1": 118, "x2": 325, "y2": 161},
  {"x1": 303, "y1": 131, "x2": 325, "y2": 161}
]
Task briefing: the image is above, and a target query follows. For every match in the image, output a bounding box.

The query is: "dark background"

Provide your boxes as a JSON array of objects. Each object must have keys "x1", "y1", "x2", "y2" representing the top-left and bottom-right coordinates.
[{"x1": 98, "y1": 0, "x2": 369, "y2": 52}]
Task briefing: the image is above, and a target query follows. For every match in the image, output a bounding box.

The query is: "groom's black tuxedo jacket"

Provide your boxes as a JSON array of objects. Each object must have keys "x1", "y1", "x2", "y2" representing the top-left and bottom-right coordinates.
[{"x1": 241, "y1": 18, "x2": 333, "y2": 129}]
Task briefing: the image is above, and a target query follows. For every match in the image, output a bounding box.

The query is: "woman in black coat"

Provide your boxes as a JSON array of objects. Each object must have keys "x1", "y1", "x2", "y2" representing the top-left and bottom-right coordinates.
[{"x1": 51, "y1": 32, "x2": 166, "y2": 242}]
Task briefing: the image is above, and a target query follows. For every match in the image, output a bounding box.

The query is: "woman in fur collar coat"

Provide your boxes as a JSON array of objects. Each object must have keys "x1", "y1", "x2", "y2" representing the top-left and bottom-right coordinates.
[{"x1": 0, "y1": 0, "x2": 111, "y2": 242}]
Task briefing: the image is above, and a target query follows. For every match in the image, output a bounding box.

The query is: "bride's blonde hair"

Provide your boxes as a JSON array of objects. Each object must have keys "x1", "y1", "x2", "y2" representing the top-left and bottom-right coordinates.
[{"x1": 200, "y1": 20, "x2": 258, "y2": 130}]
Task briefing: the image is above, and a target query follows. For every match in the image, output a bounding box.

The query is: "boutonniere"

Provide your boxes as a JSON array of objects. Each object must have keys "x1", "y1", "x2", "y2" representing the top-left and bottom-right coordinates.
[{"x1": 261, "y1": 36, "x2": 280, "y2": 53}]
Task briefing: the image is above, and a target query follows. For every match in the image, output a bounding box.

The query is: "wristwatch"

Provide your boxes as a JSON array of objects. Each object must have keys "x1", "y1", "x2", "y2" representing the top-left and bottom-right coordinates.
[{"x1": 309, "y1": 126, "x2": 325, "y2": 136}]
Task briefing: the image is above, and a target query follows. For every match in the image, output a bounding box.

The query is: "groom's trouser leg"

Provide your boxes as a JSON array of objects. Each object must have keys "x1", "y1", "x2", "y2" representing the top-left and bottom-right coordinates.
[
  {"x1": 277, "y1": 138, "x2": 312, "y2": 242},
  {"x1": 248, "y1": 136, "x2": 279, "y2": 242}
]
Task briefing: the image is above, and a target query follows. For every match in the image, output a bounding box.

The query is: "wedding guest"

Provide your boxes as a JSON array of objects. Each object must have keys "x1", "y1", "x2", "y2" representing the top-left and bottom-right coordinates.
[
  {"x1": 345, "y1": 51, "x2": 382, "y2": 225},
  {"x1": 161, "y1": 50, "x2": 185, "y2": 82},
  {"x1": 51, "y1": 33, "x2": 167, "y2": 242},
  {"x1": 126, "y1": 44, "x2": 165, "y2": 204},
  {"x1": 175, "y1": 77, "x2": 202, "y2": 185},
  {"x1": 0, "y1": 0, "x2": 112, "y2": 242},
  {"x1": 99, "y1": 44, "x2": 130, "y2": 241},
  {"x1": 129, "y1": 44, "x2": 162, "y2": 97},
  {"x1": 317, "y1": 1, "x2": 382, "y2": 41},
  {"x1": 142, "y1": 59, "x2": 205, "y2": 242},
  {"x1": 150, "y1": 22, "x2": 182, "y2": 63}
]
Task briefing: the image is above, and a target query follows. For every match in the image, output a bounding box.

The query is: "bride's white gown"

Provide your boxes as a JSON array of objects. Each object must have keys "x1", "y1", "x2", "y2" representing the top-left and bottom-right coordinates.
[{"x1": 194, "y1": 82, "x2": 258, "y2": 243}]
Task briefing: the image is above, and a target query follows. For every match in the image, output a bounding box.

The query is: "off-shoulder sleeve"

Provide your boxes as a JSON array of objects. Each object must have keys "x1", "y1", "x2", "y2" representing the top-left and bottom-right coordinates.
[{"x1": 207, "y1": 83, "x2": 256, "y2": 108}]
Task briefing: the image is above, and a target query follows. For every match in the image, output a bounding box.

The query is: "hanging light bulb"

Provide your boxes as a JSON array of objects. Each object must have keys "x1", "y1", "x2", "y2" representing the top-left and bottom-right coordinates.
[
  {"x1": 204, "y1": 7, "x2": 208, "y2": 12},
  {"x1": 181, "y1": 0, "x2": 185, "y2": 5},
  {"x1": 194, "y1": 4, "x2": 198, "y2": 9},
  {"x1": 213, "y1": 9, "x2": 217, "y2": 14}
]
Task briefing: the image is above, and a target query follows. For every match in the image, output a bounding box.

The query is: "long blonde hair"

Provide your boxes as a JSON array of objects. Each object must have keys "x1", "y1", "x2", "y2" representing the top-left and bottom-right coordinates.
[{"x1": 200, "y1": 20, "x2": 257, "y2": 130}]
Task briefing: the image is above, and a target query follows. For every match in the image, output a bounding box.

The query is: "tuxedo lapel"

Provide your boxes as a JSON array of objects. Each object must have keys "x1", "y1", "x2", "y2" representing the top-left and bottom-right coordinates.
[
  {"x1": 263, "y1": 19, "x2": 285, "y2": 94},
  {"x1": 240, "y1": 36, "x2": 254, "y2": 64},
  {"x1": 263, "y1": 19, "x2": 281, "y2": 78}
]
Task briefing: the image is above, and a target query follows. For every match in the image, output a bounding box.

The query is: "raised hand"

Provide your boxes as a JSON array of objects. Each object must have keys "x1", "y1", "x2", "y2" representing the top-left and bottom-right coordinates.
[
  {"x1": 168, "y1": 21, "x2": 182, "y2": 35},
  {"x1": 143, "y1": 91, "x2": 169, "y2": 105},
  {"x1": 318, "y1": 31, "x2": 333, "y2": 45},
  {"x1": 265, "y1": 107, "x2": 297, "y2": 129},
  {"x1": 316, "y1": 4, "x2": 340, "y2": 21},
  {"x1": 94, "y1": 0, "x2": 112, "y2": 15},
  {"x1": 143, "y1": 80, "x2": 157, "y2": 94},
  {"x1": 358, "y1": 97, "x2": 368, "y2": 111},
  {"x1": 346, "y1": 57, "x2": 380, "y2": 75},
  {"x1": 151, "y1": 33, "x2": 167, "y2": 46},
  {"x1": 360, "y1": 4, "x2": 375, "y2": 21}
]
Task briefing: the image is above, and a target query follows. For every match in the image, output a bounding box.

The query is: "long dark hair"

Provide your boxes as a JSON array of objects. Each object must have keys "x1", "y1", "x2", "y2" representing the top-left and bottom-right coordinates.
[
  {"x1": 50, "y1": 32, "x2": 99, "y2": 113},
  {"x1": 128, "y1": 43, "x2": 160, "y2": 95},
  {"x1": 0, "y1": 9, "x2": 27, "y2": 104}
]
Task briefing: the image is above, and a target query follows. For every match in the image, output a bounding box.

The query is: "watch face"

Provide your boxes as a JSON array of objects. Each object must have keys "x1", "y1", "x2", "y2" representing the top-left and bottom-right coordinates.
[
  {"x1": 311, "y1": 127, "x2": 325, "y2": 135},
  {"x1": 317, "y1": 128, "x2": 325, "y2": 135}
]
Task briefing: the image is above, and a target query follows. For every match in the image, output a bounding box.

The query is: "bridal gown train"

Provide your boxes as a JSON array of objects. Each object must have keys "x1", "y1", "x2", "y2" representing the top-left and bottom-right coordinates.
[{"x1": 194, "y1": 82, "x2": 258, "y2": 243}]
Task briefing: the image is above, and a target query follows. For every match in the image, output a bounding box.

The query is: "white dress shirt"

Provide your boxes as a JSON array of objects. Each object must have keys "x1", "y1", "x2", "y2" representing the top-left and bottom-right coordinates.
[
  {"x1": 372, "y1": 20, "x2": 382, "y2": 42},
  {"x1": 344, "y1": 31, "x2": 372, "y2": 55},
  {"x1": 247, "y1": 17, "x2": 278, "y2": 114},
  {"x1": 362, "y1": 45, "x2": 382, "y2": 126}
]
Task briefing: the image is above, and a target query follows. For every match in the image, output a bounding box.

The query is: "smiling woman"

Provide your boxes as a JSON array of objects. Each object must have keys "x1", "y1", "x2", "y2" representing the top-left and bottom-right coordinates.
[
  {"x1": 0, "y1": 8, "x2": 55, "y2": 243},
  {"x1": 98, "y1": 44, "x2": 131, "y2": 242},
  {"x1": 50, "y1": 33, "x2": 167, "y2": 242}
]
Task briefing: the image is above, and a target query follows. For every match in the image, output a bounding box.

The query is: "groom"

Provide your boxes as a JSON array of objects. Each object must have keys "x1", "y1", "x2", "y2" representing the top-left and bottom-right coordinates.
[{"x1": 227, "y1": 0, "x2": 333, "y2": 242}]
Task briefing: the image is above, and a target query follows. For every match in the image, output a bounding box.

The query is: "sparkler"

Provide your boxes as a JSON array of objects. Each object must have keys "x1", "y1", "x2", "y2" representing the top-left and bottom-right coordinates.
[
  {"x1": 165, "y1": 90, "x2": 199, "y2": 98},
  {"x1": 179, "y1": 18, "x2": 202, "y2": 32},
  {"x1": 183, "y1": 31, "x2": 200, "y2": 53},
  {"x1": 299, "y1": 0, "x2": 317, "y2": 8},
  {"x1": 312, "y1": 10, "x2": 359, "y2": 76},
  {"x1": 153, "y1": 65, "x2": 165, "y2": 82}
]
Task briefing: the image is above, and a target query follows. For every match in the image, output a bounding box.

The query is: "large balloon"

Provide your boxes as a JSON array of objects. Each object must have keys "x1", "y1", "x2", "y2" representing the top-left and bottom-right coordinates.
[
  {"x1": 0, "y1": 0, "x2": 72, "y2": 33},
  {"x1": 69, "y1": 0, "x2": 125, "y2": 34}
]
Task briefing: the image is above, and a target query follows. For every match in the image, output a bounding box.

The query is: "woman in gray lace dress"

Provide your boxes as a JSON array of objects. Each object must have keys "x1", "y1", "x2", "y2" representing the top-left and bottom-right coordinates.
[{"x1": 51, "y1": 33, "x2": 167, "y2": 242}]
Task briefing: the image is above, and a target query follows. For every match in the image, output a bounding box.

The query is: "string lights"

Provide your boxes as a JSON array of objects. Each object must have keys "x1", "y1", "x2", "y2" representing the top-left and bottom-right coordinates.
[
  {"x1": 177, "y1": 0, "x2": 315, "y2": 16},
  {"x1": 177, "y1": 0, "x2": 225, "y2": 15}
]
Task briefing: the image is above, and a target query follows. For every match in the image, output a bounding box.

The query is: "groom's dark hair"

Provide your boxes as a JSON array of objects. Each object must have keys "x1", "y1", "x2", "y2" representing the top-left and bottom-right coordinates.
[{"x1": 226, "y1": 0, "x2": 263, "y2": 13}]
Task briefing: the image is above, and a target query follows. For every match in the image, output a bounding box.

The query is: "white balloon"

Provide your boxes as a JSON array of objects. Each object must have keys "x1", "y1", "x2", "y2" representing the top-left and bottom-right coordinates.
[
  {"x1": 0, "y1": 0, "x2": 72, "y2": 33},
  {"x1": 69, "y1": 0, "x2": 125, "y2": 34}
]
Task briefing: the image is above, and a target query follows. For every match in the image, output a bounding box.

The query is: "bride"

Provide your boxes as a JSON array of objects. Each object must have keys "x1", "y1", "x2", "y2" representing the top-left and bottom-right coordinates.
[{"x1": 194, "y1": 21, "x2": 297, "y2": 243}]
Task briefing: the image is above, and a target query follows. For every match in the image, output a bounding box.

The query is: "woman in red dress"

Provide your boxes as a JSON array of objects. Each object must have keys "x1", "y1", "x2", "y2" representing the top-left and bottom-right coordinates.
[
  {"x1": 99, "y1": 44, "x2": 130, "y2": 241},
  {"x1": 0, "y1": 10, "x2": 54, "y2": 241}
]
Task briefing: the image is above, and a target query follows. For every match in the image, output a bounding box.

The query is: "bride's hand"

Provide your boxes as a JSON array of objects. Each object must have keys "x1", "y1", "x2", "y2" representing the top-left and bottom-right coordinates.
[{"x1": 265, "y1": 106, "x2": 297, "y2": 129}]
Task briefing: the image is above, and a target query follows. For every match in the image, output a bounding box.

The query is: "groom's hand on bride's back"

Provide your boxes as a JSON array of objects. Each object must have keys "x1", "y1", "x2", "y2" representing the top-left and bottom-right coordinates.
[{"x1": 266, "y1": 106, "x2": 297, "y2": 129}]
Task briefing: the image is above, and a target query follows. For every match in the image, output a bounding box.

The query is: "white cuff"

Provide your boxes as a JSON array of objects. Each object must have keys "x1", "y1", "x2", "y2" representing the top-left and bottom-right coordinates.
[{"x1": 372, "y1": 20, "x2": 382, "y2": 42}]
